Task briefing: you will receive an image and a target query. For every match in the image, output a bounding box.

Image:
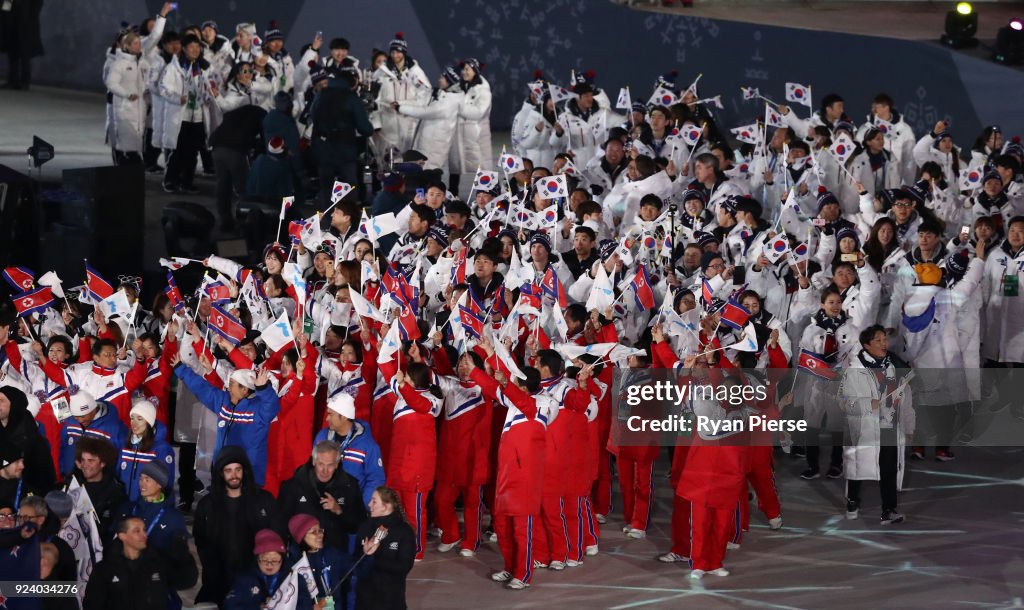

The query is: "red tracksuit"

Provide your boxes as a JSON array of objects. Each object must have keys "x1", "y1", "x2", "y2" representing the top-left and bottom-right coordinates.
[
  {"x1": 533, "y1": 375, "x2": 590, "y2": 566},
  {"x1": 264, "y1": 348, "x2": 317, "y2": 497},
  {"x1": 731, "y1": 382, "x2": 784, "y2": 545},
  {"x1": 471, "y1": 368, "x2": 550, "y2": 584},
  {"x1": 380, "y1": 358, "x2": 442, "y2": 561},
  {"x1": 433, "y1": 349, "x2": 492, "y2": 552},
  {"x1": 608, "y1": 370, "x2": 660, "y2": 534},
  {"x1": 139, "y1": 336, "x2": 179, "y2": 431}
]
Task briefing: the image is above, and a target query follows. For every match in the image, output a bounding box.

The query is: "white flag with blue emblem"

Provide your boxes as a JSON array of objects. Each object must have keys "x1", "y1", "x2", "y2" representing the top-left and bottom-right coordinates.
[{"x1": 259, "y1": 310, "x2": 294, "y2": 353}]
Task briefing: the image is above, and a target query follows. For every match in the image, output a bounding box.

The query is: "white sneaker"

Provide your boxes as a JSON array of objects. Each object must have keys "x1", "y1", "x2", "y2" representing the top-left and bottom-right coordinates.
[
  {"x1": 549, "y1": 560, "x2": 566, "y2": 571},
  {"x1": 488, "y1": 532, "x2": 498, "y2": 543},
  {"x1": 437, "y1": 539, "x2": 462, "y2": 553},
  {"x1": 658, "y1": 552, "x2": 689, "y2": 563},
  {"x1": 585, "y1": 544, "x2": 599, "y2": 556},
  {"x1": 458, "y1": 548, "x2": 475, "y2": 557},
  {"x1": 689, "y1": 569, "x2": 706, "y2": 580},
  {"x1": 595, "y1": 513, "x2": 607, "y2": 524},
  {"x1": 768, "y1": 516, "x2": 783, "y2": 530},
  {"x1": 709, "y1": 568, "x2": 730, "y2": 577},
  {"x1": 622, "y1": 525, "x2": 632, "y2": 533},
  {"x1": 726, "y1": 542, "x2": 740, "y2": 550},
  {"x1": 506, "y1": 578, "x2": 530, "y2": 590},
  {"x1": 626, "y1": 528, "x2": 646, "y2": 539},
  {"x1": 491, "y1": 570, "x2": 512, "y2": 582},
  {"x1": 566, "y1": 559, "x2": 583, "y2": 567},
  {"x1": 532, "y1": 560, "x2": 548, "y2": 569},
  {"x1": 427, "y1": 527, "x2": 443, "y2": 538}
]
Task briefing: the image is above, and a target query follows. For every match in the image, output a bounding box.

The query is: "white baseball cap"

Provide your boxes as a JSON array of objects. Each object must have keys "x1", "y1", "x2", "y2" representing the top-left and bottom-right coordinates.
[
  {"x1": 229, "y1": 369, "x2": 257, "y2": 391},
  {"x1": 327, "y1": 393, "x2": 355, "y2": 420},
  {"x1": 69, "y1": 390, "x2": 98, "y2": 417}
]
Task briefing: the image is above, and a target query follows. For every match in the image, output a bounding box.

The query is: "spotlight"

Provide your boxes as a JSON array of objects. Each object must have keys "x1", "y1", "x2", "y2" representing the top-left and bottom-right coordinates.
[
  {"x1": 993, "y1": 18, "x2": 1024, "y2": 65},
  {"x1": 27, "y1": 135, "x2": 54, "y2": 169},
  {"x1": 941, "y1": 2, "x2": 979, "y2": 48}
]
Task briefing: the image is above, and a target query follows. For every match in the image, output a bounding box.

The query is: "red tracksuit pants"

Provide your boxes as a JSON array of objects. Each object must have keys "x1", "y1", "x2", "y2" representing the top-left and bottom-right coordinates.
[
  {"x1": 618, "y1": 457, "x2": 655, "y2": 531},
  {"x1": 494, "y1": 513, "x2": 535, "y2": 583},
  {"x1": 563, "y1": 495, "x2": 599, "y2": 562},
  {"x1": 729, "y1": 448, "x2": 782, "y2": 545},
  {"x1": 396, "y1": 488, "x2": 429, "y2": 560},
  {"x1": 689, "y1": 503, "x2": 733, "y2": 572},
  {"x1": 670, "y1": 494, "x2": 692, "y2": 557},
  {"x1": 591, "y1": 451, "x2": 613, "y2": 516},
  {"x1": 534, "y1": 494, "x2": 572, "y2": 565},
  {"x1": 435, "y1": 484, "x2": 483, "y2": 551}
]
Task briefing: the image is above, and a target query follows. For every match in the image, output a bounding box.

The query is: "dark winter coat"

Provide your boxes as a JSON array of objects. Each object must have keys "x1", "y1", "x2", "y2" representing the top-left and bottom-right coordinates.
[
  {"x1": 354, "y1": 512, "x2": 416, "y2": 610},
  {"x1": 278, "y1": 462, "x2": 366, "y2": 550},
  {"x1": 83, "y1": 537, "x2": 197, "y2": 610},
  {"x1": 0, "y1": 386, "x2": 56, "y2": 493},
  {"x1": 0, "y1": 0, "x2": 44, "y2": 58}
]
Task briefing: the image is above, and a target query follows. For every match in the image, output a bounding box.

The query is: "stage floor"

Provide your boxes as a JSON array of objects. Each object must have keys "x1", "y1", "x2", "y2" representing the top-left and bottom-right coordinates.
[
  {"x1": 2, "y1": 87, "x2": 1023, "y2": 610},
  {"x1": 400, "y1": 446, "x2": 1024, "y2": 609}
]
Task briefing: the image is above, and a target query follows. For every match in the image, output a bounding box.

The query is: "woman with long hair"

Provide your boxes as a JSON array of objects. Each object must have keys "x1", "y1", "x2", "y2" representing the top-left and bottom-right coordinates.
[{"x1": 117, "y1": 399, "x2": 174, "y2": 502}]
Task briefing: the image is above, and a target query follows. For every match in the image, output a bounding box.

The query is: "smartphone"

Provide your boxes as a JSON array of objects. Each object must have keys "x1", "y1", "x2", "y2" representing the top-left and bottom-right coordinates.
[
  {"x1": 169, "y1": 2, "x2": 178, "y2": 9},
  {"x1": 812, "y1": 218, "x2": 827, "y2": 227},
  {"x1": 416, "y1": 188, "x2": 425, "y2": 199},
  {"x1": 732, "y1": 267, "x2": 747, "y2": 284},
  {"x1": 840, "y1": 253, "x2": 858, "y2": 262},
  {"x1": 960, "y1": 225, "x2": 970, "y2": 237},
  {"x1": 315, "y1": 30, "x2": 323, "y2": 39}
]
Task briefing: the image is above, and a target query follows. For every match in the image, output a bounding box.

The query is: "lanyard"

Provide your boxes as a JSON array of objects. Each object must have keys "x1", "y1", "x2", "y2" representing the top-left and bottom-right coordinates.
[
  {"x1": 133, "y1": 503, "x2": 166, "y2": 536},
  {"x1": 14, "y1": 479, "x2": 22, "y2": 510}
]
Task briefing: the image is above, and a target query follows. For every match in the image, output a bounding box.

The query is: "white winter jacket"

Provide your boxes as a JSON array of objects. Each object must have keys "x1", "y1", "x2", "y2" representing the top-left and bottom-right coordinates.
[
  {"x1": 398, "y1": 87, "x2": 464, "y2": 171},
  {"x1": 105, "y1": 49, "x2": 150, "y2": 153}
]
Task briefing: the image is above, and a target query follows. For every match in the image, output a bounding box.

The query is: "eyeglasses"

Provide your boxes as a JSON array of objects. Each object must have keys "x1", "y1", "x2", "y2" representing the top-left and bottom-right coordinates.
[
  {"x1": 707, "y1": 263, "x2": 725, "y2": 270},
  {"x1": 258, "y1": 558, "x2": 282, "y2": 566}
]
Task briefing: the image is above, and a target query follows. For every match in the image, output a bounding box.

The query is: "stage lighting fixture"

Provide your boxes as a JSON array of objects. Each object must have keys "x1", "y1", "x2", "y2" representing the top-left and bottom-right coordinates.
[
  {"x1": 27, "y1": 135, "x2": 54, "y2": 169},
  {"x1": 993, "y1": 18, "x2": 1024, "y2": 65},
  {"x1": 941, "y1": 2, "x2": 979, "y2": 49}
]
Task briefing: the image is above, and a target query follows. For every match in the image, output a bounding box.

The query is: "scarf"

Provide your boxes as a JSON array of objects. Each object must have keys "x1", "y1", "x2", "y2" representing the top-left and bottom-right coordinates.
[
  {"x1": 858, "y1": 349, "x2": 896, "y2": 400},
  {"x1": 867, "y1": 150, "x2": 887, "y2": 172},
  {"x1": 813, "y1": 309, "x2": 848, "y2": 361}
]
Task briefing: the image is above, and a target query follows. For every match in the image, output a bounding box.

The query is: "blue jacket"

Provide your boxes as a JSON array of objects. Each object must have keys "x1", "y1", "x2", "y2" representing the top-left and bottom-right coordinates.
[
  {"x1": 125, "y1": 493, "x2": 189, "y2": 554},
  {"x1": 118, "y1": 421, "x2": 175, "y2": 502},
  {"x1": 224, "y1": 560, "x2": 313, "y2": 610},
  {"x1": 285, "y1": 545, "x2": 353, "y2": 609},
  {"x1": 175, "y1": 365, "x2": 280, "y2": 485},
  {"x1": 315, "y1": 419, "x2": 386, "y2": 507},
  {"x1": 59, "y1": 403, "x2": 128, "y2": 476},
  {"x1": 262, "y1": 109, "x2": 300, "y2": 159}
]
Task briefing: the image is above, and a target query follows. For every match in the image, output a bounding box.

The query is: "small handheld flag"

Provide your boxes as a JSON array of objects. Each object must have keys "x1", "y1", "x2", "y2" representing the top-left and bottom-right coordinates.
[
  {"x1": 616, "y1": 87, "x2": 631, "y2": 110},
  {"x1": 331, "y1": 181, "x2": 354, "y2": 204},
  {"x1": 209, "y1": 304, "x2": 247, "y2": 346},
  {"x1": 12, "y1": 286, "x2": 54, "y2": 318},
  {"x1": 2, "y1": 266, "x2": 35, "y2": 292},
  {"x1": 629, "y1": 265, "x2": 656, "y2": 311},
  {"x1": 534, "y1": 175, "x2": 568, "y2": 200},
  {"x1": 784, "y1": 82, "x2": 812, "y2": 108}
]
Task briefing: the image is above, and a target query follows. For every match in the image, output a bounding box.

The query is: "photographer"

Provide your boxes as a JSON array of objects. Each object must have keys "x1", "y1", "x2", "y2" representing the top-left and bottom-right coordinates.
[{"x1": 310, "y1": 67, "x2": 374, "y2": 206}]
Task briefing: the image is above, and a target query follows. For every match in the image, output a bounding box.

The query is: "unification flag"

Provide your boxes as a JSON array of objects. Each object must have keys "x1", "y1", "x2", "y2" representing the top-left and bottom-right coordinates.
[
  {"x1": 259, "y1": 310, "x2": 295, "y2": 353},
  {"x1": 97, "y1": 289, "x2": 131, "y2": 322}
]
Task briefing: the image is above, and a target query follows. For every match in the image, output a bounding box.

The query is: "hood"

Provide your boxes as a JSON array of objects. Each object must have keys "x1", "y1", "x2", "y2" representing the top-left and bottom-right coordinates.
[
  {"x1": 211, "y1": 445, "x2": 257, "y2": 494},
  {"x1": 0, "y1": 386, "x2": 30, "y2": 430}
]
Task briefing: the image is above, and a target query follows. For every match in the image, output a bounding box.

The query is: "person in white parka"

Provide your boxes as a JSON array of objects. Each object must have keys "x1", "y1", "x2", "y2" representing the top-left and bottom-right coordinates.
[
  {"x1": 372, "y1": 33, "x2": 431, "y2": 157},
  {"x1": 982, "y1": 216, "x2": 1024, "y2": 367},
  {"x1": 395, "y1": 66, "x2": 464, "y2": 172},
  {"x1": 158, "y1": 36, "x2": 215, "y2": 193},
  {"x1": 839, "y1": 325, "x2": 915, "y2": 525},
  {"x1": 512, "y1": 91, "x2": 562, "y2": 171},
  {"x1": 899, "y1": 245, "x2": 985, "y2": 461},
  {"x1": 449, "y1": 59, "x2": 492, "y2": 195},
  {"x1": 105, "y1": 32, "x2": 150, "y2": 165}
]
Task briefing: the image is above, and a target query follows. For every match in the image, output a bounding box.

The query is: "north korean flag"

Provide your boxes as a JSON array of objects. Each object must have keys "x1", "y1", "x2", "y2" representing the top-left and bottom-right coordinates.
[
  {"x1": 629, "y1": 264, "x2": 656, "y2": 311},
  {"x1": 396, "y1": 298, "x2": 422, "y2": 342},
  {"x1": 541, "y1": 266, "x2": 567, "y2": 308},
  {"x1": 165, "y1": 272, "x2": 185, "y2": 312},
  {"x1": 204, "y1": 280, "x2": 232, "y2": 305},
  {"x1": 701, "y1": 279, "x2": 714, "y2": 306},
  {"x1": 85, "y1": 263, "x2": 115, "y2": 302},
  {"x1": 720, "y1": 297, "x2": 751, "y2": 330},
  {"x1": 458, "y1": 291, "x2": 487, "y2": 339},
  {"x1": 451, "y1": 248, "x2": 468, "y2": 285},
  {"x1": 288, "y1": 220, "x2": 306, "y2": 244},
  {"x1": 12, "y1": 286, "x2": 54, "y2": 318},
  {"x1": 798, "y1": 349, "x2": 837, "y2": 380},
  {"x1": 2, "y1": 266, "x2": 35, "y2": 292},
  {"x1": 520, "y1": 282, "x2": 542, "y2": 311},
  {"x1": 208, "y1": 304, "x2": 247, "y2": 346}
]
